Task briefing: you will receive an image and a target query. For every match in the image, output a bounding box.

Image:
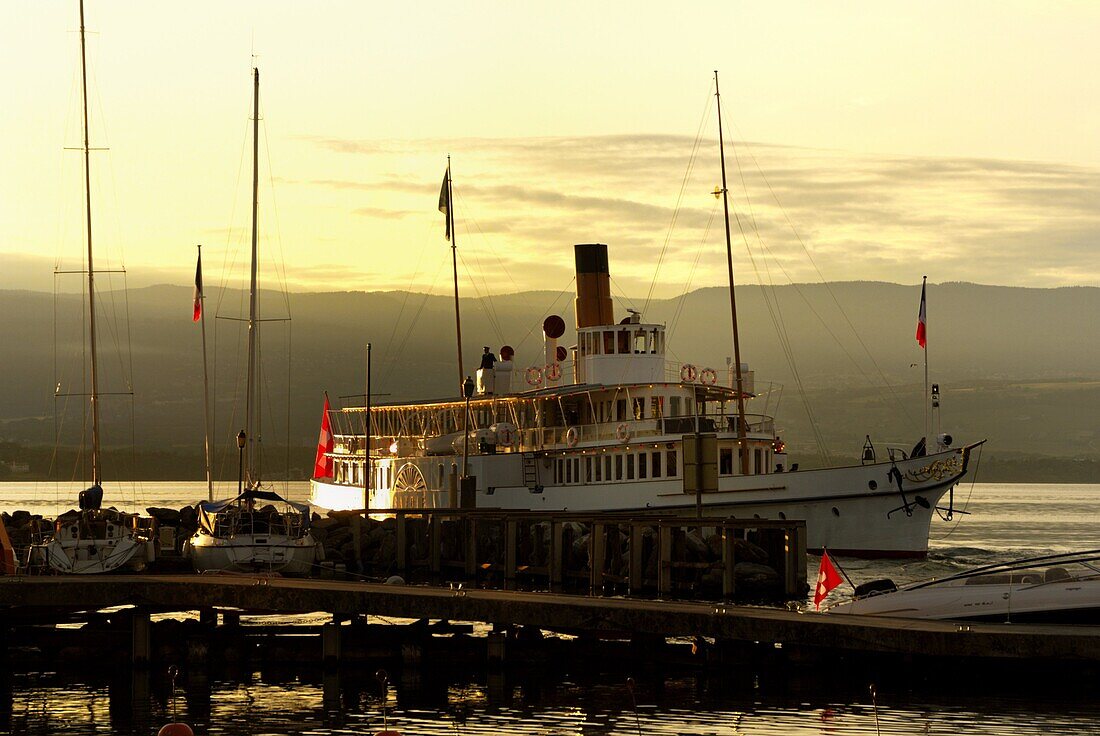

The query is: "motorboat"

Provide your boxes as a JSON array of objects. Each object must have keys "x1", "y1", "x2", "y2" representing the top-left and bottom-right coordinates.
[{"x1": 828, "y1": 550, "x2": 1100, "y2": 623}]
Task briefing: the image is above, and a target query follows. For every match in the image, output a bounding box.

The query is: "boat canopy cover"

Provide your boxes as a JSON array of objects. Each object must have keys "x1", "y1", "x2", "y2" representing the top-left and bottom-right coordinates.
[{"x1": 198, "y1": 489, "x2": 311, "y2": 534}]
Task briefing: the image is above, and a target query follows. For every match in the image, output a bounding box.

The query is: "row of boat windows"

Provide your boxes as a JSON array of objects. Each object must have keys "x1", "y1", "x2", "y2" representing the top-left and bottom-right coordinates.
[
  {"x1": 554, "y1": 443, "x2": 773, "y2": 485},
  {"x1": 554, "y1": 450, "x2": 679, "y2": 485},
  {"x1": 334, "y1": 462, "x2": 393, "y2": 488},
  {"x1": 577, "y1": 328, "x2": 665, "y2": 357}
]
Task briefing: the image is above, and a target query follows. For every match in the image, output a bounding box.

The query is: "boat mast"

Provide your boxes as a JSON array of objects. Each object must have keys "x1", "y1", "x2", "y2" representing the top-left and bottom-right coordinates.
[
  {"x1": 78, "y1": 0, "x2": 102, "y2": 487},
  {"x1": 244, "y1": 67, "x2": 260, "y2": 487},
  {"x1": 447, "y1": 157, "x2": 465, "y2": 390},
  {"x1": 198, "y1": 243, "x2": 213, "y2": 501},
  {"x1": 714, "y1": 70, "x2": 750, "y2": 475}
]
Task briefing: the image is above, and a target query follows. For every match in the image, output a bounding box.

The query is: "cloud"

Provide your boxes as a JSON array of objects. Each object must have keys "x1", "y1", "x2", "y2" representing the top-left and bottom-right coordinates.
[{"x1": 289, "y1": 134, "x2": 1100, "y2": 291}]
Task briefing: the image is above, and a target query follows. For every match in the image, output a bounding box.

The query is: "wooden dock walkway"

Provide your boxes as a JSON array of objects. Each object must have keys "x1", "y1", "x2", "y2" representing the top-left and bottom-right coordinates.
[{"x1": 4, "y1": 574, "x2": 1100, "y2": 663}]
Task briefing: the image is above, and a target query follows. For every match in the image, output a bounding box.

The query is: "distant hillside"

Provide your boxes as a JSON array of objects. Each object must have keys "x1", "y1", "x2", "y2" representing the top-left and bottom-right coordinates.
[{"x1": 1, "y1": 281, "x2": 1099, "y2": 469}]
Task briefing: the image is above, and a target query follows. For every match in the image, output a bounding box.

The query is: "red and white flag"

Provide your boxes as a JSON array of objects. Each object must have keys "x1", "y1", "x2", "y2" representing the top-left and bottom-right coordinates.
[
  {"x1": 915, "y1": 278, "x2": 927, "y2": 349},
  {"x1": 192, "y1": 250, "x2": 203, "y2": 322},
  {"x1": 313, "y1": 393, "x2": 335, "y2": 479},
  {"x1": 814, "y1": 550, "x2": 844, "y2": 610}
]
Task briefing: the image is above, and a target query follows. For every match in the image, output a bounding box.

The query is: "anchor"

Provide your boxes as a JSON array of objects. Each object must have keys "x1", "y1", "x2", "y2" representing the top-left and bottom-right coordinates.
[{"x1": 886, "y1": 465, "x2": 931, "y2": 518}]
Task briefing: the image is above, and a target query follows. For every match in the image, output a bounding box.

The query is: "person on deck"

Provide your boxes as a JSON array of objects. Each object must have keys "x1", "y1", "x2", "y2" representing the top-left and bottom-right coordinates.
[{"x1": 479, "y1": 346, "x2": 497, "y2": 371}]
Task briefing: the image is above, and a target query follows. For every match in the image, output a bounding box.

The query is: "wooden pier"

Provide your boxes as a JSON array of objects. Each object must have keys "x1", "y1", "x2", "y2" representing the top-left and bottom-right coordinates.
[{"x1": 5, "y1": 574, "x2": 1100, "y2": 669}]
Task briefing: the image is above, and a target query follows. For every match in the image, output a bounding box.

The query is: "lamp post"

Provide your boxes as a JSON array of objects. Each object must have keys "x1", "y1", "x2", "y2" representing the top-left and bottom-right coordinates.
[{"x1": 236, "y1": 429, "x2": 247, "y2": 495}]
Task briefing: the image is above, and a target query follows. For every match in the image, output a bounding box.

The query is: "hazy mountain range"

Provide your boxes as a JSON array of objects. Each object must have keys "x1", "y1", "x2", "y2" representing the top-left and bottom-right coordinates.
[{"x1": 2, "y1": 281, "x2": 1099, "y2": 476}]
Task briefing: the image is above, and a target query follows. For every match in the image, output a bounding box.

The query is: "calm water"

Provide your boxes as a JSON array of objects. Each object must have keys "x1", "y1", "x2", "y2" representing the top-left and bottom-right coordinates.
[{"x1": 3, "y1": 481, "x2": 1100, "y2": 735}]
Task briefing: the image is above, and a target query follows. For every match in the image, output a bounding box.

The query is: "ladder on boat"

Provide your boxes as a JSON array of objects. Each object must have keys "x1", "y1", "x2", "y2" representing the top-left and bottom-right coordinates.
[{"x1": 522, "y1": 454, "x2": 540, "y2": 491}]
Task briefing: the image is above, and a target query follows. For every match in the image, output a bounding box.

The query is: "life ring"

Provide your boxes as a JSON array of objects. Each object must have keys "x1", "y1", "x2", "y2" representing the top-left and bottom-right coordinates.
[
  {"x1": 497, "y1": 426, "x2": 515, "y2": 447},
  {"x1": 680, "y1": 363, "x2": 698, "y2": 382},
  {"x1": 616, "y1": 423, "x2": 631, "y2": 443},
  {"x1": 545, "y1": 362, "x2": 562, "y2": 381},
  {"x1": 525, "y1": 366, "x2": 543, "y2": 386},
  {"x1": 565, "y1": 427, "x2": 579, "y2": 447},
  {"x1": 700, "y1": 367, "x2": 718, "y2": 386}
]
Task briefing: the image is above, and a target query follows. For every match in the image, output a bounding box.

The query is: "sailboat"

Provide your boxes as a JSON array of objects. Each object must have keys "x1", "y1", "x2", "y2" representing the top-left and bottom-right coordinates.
[
  {"x1": 309, "y1": 73, "x2": 983, "y2": 558},
  {"x1": 34, "y1": 0, "x2": 157, "y2": 575},
  {"x1": 186, "y1": 68, "x2": 322, "y2": 575}
]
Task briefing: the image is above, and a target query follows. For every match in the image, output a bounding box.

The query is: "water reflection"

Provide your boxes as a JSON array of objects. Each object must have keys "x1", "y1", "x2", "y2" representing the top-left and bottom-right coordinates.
[{"x1": 6, "y1": 666, "x2": 1100, "y2": 735}]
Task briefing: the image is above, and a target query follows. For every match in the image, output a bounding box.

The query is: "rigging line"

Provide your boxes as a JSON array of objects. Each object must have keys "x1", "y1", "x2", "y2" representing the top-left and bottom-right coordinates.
[
  {"x1": 449, "y1": 201, "x2": 508, "y2": 347},
  {"x1": 725, "y1": 140, "x2": 829, "y2": 461},
  {"x1": 731, "y1": 123, "x2": 916, "y2": 429},
  {"x1": 728, "y1": 131, "x2": 910, "y2": 446},
  {"x1": 260, "y1": 104, "x2": 292, "y2": 315},
  {"x1": 453, "y1": 187, "x2": 524, "y2": 298},
  {"x1": 457, "y1": 250, "x2": 506, "y2": 346},
  {"x1": 644, "y1": 79, "x2": 716, "y2": 316},
  {"x1": 667, "y1": 200, "x2": 720, "y2": 339},
  {"x1": 511, "y1": 276, "x2": 576, "y2": 355},
  {"x1": 379, "y1": 262, "x2": 448, "y2": 388},
  {"x1": 728, "y1": 143, "x2": 829, "y2": 460},
  {"x1": 608, "y1": 275, "x2": 639, "y2": 317},
  {"x1": 214, "y1": 113, "x2": 252, "y2": 319},
  {"x1": 377, "y1": 222, "x2": 434, "y2": 373}
]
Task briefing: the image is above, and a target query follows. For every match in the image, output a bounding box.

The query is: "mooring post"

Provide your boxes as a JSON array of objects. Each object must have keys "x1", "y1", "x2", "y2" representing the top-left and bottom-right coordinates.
[
  {"x1": 629, "y1": 522, "x2": 643, "y2": 594},
  {"x1": 131, "y1": 608, "x2": 151, "y2": 667},
  {"x1": 658, "y1": 524, "x2": 673, "y2": 596},
  {"x1": 590, "y1": 521, "x2": 606, "y2": 595},
  {"x1": 722, "y1": 526, "x2": 737, "y2": 599},
  {"x1": 487, "y1": 630, "x2": 507, "y2": 666},
  {"x1": 322, "y1": 622, "x2": 341, "y2": 668},
  {"x1": 550, "y1": 520, "x2": 563, "y2": 592},
  {"x1": 351, "y1": 514, "x2": 363, "y2": 571},
  {"x1": 465, "y1": 517, "x2": 478, "y2": 579},
  {"x1": 396, "y1": 513, "x2": 408, "y2": 575},
  {"x1": 430, "y1": 513, "x2": 442, "y2": 581},
  {"x1": 504, "y1": 519, "x2": 518, "y2": 591}
]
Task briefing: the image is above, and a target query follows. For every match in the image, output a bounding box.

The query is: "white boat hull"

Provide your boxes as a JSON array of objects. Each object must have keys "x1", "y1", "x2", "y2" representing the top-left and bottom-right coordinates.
[
  {"x1": 313, "y1": 444, "x2": 978, "y2": 557},
  {"x1": 39, "y1": 536, "x2": 152, "y2": 574},
  {"x1": 188, "y1": 532, "x2": 322, "y2": 576}
]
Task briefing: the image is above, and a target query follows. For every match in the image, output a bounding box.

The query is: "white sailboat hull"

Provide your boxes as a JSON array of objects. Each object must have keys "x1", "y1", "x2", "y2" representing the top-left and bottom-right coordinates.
[
  {"x1": 188, "y1": 532, "x2": 322, "y2": 576},
  {"x1": 39, "y1": 536, "x2": 152, "y2": 574}
]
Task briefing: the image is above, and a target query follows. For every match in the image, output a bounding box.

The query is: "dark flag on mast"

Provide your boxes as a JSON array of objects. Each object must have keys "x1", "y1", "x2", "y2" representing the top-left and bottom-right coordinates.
[
  {"x1": 192, "y1": 249, "x2": 203, "y2": 322},
  {"x1": 438, "y1": 165, "x2": 451, "y2": 241}
]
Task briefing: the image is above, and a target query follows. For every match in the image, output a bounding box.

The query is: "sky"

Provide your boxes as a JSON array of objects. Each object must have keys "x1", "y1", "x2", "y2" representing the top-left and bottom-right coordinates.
[{"x1": 2, "y1": 1, "x2": 1099, "y2": 300}]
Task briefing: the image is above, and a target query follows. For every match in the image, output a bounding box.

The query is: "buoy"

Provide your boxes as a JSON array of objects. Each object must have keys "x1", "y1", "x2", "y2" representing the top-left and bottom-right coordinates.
[
  {"x1": 158, "y1": 725, "x2": 194, "y2": 736},
  {"x1": 158, "y1": 666, "x2": 193, "y2": 736}
]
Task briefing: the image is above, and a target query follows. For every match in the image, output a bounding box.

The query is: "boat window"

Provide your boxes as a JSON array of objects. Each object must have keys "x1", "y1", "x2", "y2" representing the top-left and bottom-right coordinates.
[
  {"x1": 618, "y1": 330, "x2": 630, "y2": 354},
  {"x1": 639, "y1": 453, "x2": 647, "y2": 479},
  {"x1": 573, "y1": 457, "x2": 580, "y2": 484},
  {"x1": 594, "y1": 455, "x2": 602, "y2": 482},
  {"x1": 670, "y1": 396, "x2": 682, "y2": 417},
  {"x1": 579, "y1": 334, "x2": 587, "y2": 357},
  {"x1": 634, "y1": 330, "x2": 646, "y2": 354},
  {"x1": 632, "y1": 398, "x2": 645, "y2": 419},
  {"x1": 604, "y1": 455, "x2": 612, "y2": 482},
  {"x1": 626, "y1": 454, "x2": 635, "y2": 480},
  {"x1": 650, "y1": 329, "x2": 659, "y2": 354},
  {"x1": 738, "y1": 448, "x2": 746, "y2": 475},
  {"x1": 565, "y1": 459, "x2": 572, "y2": 484},
  {"x1": 585, "y1": 457, "x2": 593, "y2": 483},
  {"x1": 604, "y1": 331, "x2": 615, "y2": 354},
  {"x1": 652, "y1": 451, "x2": 662, "y2": 478},
  {"x1": 615, "y1": 455, "x2": 623, "y2": 481},
  {"x1": 438, "y1": 464, "x2": 444, "y2": 488},
  {"x1": 667, "y1": 450, "x2": 678, "y2": 477},
  {"x1": 754, "y1": 448, "x2": 764, "y2": 475},
  {"x1": 652, "y1": 396, "x2": 664, "y2": 418},
  {"x1": 719, "y1": 447, "x2": 733, "y2": 476},
  {"x1": 616, "y1": 399, "x2": 627, "y2": 421}
]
